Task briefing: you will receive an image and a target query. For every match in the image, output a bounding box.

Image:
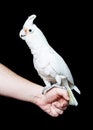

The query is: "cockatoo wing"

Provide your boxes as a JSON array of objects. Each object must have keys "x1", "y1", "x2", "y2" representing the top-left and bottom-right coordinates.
[{"x1": 49, "y1": 48, "x2": 74, "y2": 84}]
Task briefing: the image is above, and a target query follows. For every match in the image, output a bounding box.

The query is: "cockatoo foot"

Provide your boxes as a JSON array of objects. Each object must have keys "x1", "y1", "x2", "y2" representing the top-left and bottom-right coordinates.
[
  {"x1": 42, "y1": 84, "x2": 66, "y2": 95},
  {"x1": 52, "y1": 84, "x2": 66, "y2": 90},
  {"x1": 42, "y1": 85, "x2": 55, "y2": 94}
]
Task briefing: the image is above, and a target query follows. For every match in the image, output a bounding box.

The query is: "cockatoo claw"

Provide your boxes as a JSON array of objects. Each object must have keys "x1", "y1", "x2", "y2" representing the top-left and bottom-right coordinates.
[
  {"x1": 52, "y1": 84, "x2": 67, "y2": 90},
  {"x1": 42, "y1": 85, "x2": 54, "y2": 94},
  {"x1": 42, "y1": 84, "x2": 66, "y2": 95}
]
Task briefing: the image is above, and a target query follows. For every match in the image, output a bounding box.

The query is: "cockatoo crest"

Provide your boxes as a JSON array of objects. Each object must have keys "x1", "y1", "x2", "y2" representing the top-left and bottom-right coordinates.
[{"x1": 24, "y1": 14, "x2": 36, "y2": 26}]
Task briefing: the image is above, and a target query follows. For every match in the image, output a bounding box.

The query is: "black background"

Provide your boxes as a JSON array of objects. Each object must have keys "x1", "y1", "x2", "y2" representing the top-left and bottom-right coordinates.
[{"x1": 0, "y1": 1, "x2": 91, "y2": 129}]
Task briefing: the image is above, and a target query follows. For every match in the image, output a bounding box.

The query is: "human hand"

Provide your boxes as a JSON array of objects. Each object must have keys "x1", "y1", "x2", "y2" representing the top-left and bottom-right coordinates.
[
  {"x1": 0, "y1": 63, "x2": 69, "y2": 117},
  {"x1": 36, "y1": 88, "x2": 69, "y2": 117}
]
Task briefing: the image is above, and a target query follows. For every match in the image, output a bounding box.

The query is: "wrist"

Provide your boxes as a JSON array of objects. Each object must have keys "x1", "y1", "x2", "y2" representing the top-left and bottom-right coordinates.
[{"x1": 27, "y1": 83, "x2": 44, "y2": 105}]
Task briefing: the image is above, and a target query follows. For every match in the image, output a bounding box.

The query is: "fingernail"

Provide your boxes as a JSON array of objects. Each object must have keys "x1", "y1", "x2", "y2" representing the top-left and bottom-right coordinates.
[{"x1": 67, "y1": 97, "x2": 70, "y2": 100}]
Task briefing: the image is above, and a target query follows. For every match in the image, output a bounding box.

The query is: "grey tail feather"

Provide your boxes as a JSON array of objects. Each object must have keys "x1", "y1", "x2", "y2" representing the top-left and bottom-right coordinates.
[
  {"x1": 71, "y1": 85, "x2": 81, "y2": 94},
  {"x1": 66, "y1": 84, "x2": 78, "y2": 106}
]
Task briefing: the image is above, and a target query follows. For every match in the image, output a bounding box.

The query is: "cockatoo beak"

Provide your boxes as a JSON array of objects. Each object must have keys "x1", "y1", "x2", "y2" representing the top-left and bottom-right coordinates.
[{"x1": 19, "y1": 29, "x2": 26, "y2": 40}]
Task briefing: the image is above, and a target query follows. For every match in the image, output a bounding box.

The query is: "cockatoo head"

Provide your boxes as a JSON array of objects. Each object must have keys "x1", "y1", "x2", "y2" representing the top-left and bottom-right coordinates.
[
  {"x1": 19, "y1": 14, "x2": 36, "y2": 40},
  {"x1": 19, "y1": 14, "x2": 49, "y2": 51}
]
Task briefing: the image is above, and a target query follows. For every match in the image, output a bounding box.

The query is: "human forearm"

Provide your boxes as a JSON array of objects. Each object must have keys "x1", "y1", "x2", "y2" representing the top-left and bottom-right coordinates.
[{"x1": 0, "y1": 63, "x2": 43, "y2": 104}]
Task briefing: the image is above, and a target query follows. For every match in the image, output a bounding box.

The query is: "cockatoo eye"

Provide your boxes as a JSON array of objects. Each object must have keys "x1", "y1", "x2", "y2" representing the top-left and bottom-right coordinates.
[{"x1": 29, "y1": 29, "x2": 32, "y2": 32}]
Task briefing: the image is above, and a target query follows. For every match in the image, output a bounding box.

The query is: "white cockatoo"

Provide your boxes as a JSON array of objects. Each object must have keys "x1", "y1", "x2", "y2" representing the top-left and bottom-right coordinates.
[{"x1": 19, "y1": 14, "x2": 81, "y2": 106}]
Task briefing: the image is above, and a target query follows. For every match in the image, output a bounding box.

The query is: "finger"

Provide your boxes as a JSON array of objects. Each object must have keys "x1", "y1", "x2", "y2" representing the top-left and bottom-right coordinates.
[
  {"x1": 57, "y1": 88, "x2": 69, "y2": 101},
  {"x1": 50, "y1": 106, "x2": 59, "y2": 117},
  {"x1": 53, "y1": 101, "x2": 67, "y2": 111},
  {"x1": 59, "y1": 99, "x2": 69, "y2": 107},
  {"x1": 50, "y1": 104, "x2": 64, "y2": 117},
  {"x1": 62, "y1": 106, "x2": 67, "y2": 110},
  {"x1": 52, "y1": 104, "x2": 64, "y2": 115},
  {"x1": 41, "y1": 105, "x2": 59, "y2": 117},
  {"x1": 52, "y1": 99, "x2": 69, "y2": 110},
  {"x1": 53, "y1": 101, "x2": 63, "y2": 109}
]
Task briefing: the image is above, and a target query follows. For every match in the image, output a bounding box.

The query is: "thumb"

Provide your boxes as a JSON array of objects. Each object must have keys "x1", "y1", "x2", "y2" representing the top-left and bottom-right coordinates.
[{"x1": 57, "y1": 88, "x2": 70, "y2": 101}]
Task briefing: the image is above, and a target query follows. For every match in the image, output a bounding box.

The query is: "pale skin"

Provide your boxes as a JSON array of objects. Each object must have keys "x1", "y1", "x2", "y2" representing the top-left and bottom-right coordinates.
[{"x1": 0, "y1": 63, "x2": 69, "y2": 117}]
